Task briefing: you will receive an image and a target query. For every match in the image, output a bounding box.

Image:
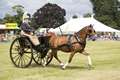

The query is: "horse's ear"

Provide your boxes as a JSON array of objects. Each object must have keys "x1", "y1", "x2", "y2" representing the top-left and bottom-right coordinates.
[
  {"x1": 90, "y1": 24, "x2": 94, "y2": 27},
  {"x1": 92, "y1": 24, "x2": 94, "y2": 27},
  {"x1": 90, "y1": 24, "x2": 92, "y2": 27}
]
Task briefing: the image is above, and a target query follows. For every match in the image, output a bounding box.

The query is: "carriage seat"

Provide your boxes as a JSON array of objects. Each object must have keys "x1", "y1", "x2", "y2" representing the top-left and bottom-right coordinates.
[{"x1": 16, "y1": 34, "x2": 29, "y2": 39}]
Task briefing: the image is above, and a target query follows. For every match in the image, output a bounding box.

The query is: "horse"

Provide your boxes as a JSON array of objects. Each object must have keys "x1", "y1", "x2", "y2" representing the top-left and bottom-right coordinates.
[{"x1": 42, "y1": 24, "x2": 96, "y2": 70}]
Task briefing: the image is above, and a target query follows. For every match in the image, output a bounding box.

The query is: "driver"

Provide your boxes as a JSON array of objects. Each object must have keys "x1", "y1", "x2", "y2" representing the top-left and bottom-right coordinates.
[{"x1": 20, "y1": 16, "x2": 40, "y2": 46}]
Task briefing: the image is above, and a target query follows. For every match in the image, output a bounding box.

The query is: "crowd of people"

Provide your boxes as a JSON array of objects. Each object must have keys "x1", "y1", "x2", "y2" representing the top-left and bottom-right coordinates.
[
  {"x1": 0, "y1": 31, "x2": 55, "y2": 42},
  {"x1": 0, "y1": 31, "x2": 120, "y2": 42},
  {"x1": 95, "y1": 32, "x2": 119, "y2": 41},
  {"x1": 0, "y1": 33, "x2": 11, "y2": 42}
]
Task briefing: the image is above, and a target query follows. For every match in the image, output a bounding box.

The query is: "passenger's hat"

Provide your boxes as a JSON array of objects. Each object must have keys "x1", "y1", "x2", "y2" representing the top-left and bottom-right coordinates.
[{"x1": 24, "y1": 16, "x2": 30, "y2": 20}]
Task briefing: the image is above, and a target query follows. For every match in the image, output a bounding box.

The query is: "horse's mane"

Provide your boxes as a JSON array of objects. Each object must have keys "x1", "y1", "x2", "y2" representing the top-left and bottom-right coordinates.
[{"x1": 76, "y1": 26, "x2": 88, "y2": 34}]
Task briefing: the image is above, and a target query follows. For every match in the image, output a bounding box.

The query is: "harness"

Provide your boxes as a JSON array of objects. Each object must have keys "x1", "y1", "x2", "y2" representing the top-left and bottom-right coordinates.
[
  {"x1": 52, "y1": 33, "x2": 86, "y2": 51},
  {"x1": 74, "y1": 33, "x2": 86, "y2": 44},
  {"x1": 51, "y1": 26, "x2": 95, "y2": 50}
]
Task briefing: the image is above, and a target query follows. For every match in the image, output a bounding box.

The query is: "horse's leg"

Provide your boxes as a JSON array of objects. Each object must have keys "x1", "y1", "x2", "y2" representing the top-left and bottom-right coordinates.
[
  {"x1": 81, "y1": 50, "x2": 91, "y2": 67},
  {"x1": 42, "y1": 50, "x2": 54, "y2": 67},
  {"x1": 53, "y1": 49, "x2": 64, "y2": 68},
  {"x1": 62, "y1": 51, "x2": 75, "y2": 70}
]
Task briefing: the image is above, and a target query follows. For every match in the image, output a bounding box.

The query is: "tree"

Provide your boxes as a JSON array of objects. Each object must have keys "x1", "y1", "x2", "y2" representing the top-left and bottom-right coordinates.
[
  {"x1": 0, "y1": 18, "x2": 3, "y2": 24},
  {"x1": 2, "y1": 5, "x2": 24, "y2": 27},
  {"x1": 83, "y1": 13, "x2": 92, "y2": 18},
  {"x1": 12, "y1": 5, "x2": 24, "y2": 15},
  {"x1": 12, "y1": 5, "x2": 24, "y2": 27},
  {"x1": 90, "y1": 0, "x2": 120, "y2": 30},
  {"x1": 3, "y1": 13, "x2": 13, "y2": 23},
  {"x1": 33, "y1": 3, "x2": 66, "y2": 29},
  {"x1": 30, "y1": 17, "x2": 35, "y2": 27},
  {"x1": 64, "y1": 18, "x2": 67, "y2": 23},
  {"x1": 72, "y1": 14, "x2": 78, "y2": 19}
]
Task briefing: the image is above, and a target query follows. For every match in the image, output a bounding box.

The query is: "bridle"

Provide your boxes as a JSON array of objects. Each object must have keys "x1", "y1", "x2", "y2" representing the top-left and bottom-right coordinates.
[
  {"x1": 74, "y1": 26, "x2": 95, "y2": 45},
  {"x1": 87, "y1": 27, "x2": 95, "y2": 37}
]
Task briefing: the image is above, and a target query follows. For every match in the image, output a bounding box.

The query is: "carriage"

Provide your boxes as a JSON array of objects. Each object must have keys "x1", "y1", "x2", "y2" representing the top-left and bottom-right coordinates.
[
  {"x1": 10, "y1": 29, "x2": 55, "y2": 68},
  {"x1": 10, "y1": 23, "x2": 96, "y2": 69}
]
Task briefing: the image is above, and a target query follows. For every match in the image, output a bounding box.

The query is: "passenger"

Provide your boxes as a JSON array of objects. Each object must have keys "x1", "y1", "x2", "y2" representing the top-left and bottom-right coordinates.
[
  {"x1": 20, "y1": 16, "x2": 40, "y2": 46},
  {"x1": 49, "y1": 32, "x2": 55, "y2": 37},
  {"x1": 41, "y1": 30, "x2": 45, "y2": 37}
]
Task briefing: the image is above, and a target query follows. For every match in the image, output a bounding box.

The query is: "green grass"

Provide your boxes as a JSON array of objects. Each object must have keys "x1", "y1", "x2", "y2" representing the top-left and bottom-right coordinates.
[{"x1": 0, "y1": 41, "x2": 120, "y2": 80}]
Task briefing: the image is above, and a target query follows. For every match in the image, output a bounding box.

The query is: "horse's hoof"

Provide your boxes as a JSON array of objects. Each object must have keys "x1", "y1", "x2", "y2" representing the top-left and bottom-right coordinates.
[
  {"x1": 62, "y1": 66, "x2": 65, "y2": 70},
  {"x1": 42, "y1": 64, "x2": 45, "y2": 67},
  {"x1": 62, "y1": 67, "x2": 65, "y2": 70},
  {"x1": 88, "y1": 64, "x2": 91, "y2": 68},
  {"x1": 61, "y1": 65, "x2": 64, "y2": 68}
]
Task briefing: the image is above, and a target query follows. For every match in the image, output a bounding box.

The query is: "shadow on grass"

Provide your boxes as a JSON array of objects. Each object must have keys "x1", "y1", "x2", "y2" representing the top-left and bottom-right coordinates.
[{"x1": 30, "y1": 63, "x2": 94, "y2": 70}]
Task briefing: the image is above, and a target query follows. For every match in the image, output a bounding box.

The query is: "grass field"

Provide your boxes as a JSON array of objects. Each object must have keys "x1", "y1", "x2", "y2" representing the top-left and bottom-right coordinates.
[{"x1": 0, "y1": 40, "x2": 120, "y2": 80}]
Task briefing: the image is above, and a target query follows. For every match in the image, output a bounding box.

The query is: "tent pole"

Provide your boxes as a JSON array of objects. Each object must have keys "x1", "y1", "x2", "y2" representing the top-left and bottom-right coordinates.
[{"x1": 59, "y1": 27, "x2": 63, "y2": 35}]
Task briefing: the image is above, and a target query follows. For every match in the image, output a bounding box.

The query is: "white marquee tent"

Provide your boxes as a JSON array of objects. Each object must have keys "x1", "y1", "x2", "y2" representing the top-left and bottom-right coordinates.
[{"x1": 49, "y1": 17, "x2": 120, "y2": 36}]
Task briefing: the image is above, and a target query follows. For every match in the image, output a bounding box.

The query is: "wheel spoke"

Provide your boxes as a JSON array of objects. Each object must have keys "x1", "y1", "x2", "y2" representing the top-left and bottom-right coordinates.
[
  {"x1": 18, "y1": 56, "x2": 21, "y2": 66},
  {"x1": 34, "y1": 54, "x2": 39, "y2": 59},
  {"x1": 17, "y1": 40, "x2": 20, "y2": 46},
  {"x1": 40, "y1": 59, "x2": 42, "y2": 64},
  {"x1": 13, "y1": 41, "x2": 20, "y2": 47},
  {"x1": 43, "y1": 58, "x2": 45, "y2": 63},
  {"x1": 37, "y1": 56, "x2": 40, "y2": 62},
  {"x1": 22, "y1": 56, "x2": 26, "y2": 66},
  {"x1": 33, "y1": 51, "x2": 37, "y2": 55},
  {"x1": 38, "y1": 55, "x2": 41, "y2": 62},
  {"x1": 23, "y1": 55, "x2": 29, "y2": 63},
  {"x1": 21, "y1": 57, "x2": 23, "y2": 67},
  {"x1": 13, "y1": 44, "x2": 18, "y2": 47},
  {"x1": 24, "y1": 54, "x2": 31, "y2": 59},
  {"x1": 12, "y1": 48, "x2": 18, "y2": 51},
  {"x1": 45, "y1": 56, "x2": 47, "y2": 59},
  {"x1": 12, "y1": 53, "x2": 18, "y2": 54},
  {"x1": 12, "y1": 55, "x2": 19, "y2": 59},
  {"x1": 24, "y1": 51, "x2": 31, "y2": 53},
  {"x1": 15, "y1": 56, "x2": 20, "y2": 63},
  {"x1": 24, "y1": 48, "x2": 29, "y2": 52}
]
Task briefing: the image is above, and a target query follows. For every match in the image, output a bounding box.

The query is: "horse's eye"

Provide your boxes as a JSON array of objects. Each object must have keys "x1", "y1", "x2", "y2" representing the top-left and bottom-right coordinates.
[{"x1": 89, "y1": 30, "x2": 92, "y2": 33}]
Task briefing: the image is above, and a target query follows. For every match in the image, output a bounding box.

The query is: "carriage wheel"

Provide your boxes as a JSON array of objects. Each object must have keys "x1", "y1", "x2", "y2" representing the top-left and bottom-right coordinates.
[
  {"x1": 10, "y1": 38, "x2": 33, "y2": 68},
  {"x1": 33, "y1": 49, "x2": 53, "y2": 65}
]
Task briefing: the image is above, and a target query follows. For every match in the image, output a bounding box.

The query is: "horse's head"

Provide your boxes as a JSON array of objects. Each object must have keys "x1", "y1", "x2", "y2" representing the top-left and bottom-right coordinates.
[{"x1": 87, "y1": 24, "x2": 96, "y2": 41}]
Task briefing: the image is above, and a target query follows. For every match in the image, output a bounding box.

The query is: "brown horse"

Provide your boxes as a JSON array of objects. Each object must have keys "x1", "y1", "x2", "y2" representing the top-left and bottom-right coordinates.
[{"x1": 42, "y1": 24, "x2": 95, "y2": 69}]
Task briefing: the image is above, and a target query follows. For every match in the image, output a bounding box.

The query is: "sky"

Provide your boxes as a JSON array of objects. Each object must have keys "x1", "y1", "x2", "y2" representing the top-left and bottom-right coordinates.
[{"x1": 0, "y1": 0, "x2": 93, "y2": 20}]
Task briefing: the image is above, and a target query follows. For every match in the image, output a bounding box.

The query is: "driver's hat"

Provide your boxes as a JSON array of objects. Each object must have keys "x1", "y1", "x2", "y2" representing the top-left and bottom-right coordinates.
[{"x1": 24, "y1": 16, "x2": 30, "y2": 20}]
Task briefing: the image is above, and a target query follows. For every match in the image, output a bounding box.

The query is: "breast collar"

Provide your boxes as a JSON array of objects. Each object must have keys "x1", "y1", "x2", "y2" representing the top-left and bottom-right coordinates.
[{"x1": 74, "y1": 33, "x2": 86, "y2": 44}]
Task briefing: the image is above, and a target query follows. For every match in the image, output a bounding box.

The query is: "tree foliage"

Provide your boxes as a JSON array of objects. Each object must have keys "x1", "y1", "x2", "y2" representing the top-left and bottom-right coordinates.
[
  {"x1": 83, "y1": 13, "x2": 92, "y2": 18},
  {"x1": 33, "y1": 3, "x2": 66, "y2": 29},
  {"x1": 72, "y1": 14, "x2": 78, "y2": 19},
  {"x1": 12, "y1": 5, "x2": 24, "y2": 27},
  {"x1": 90, "y1": 0, "x2": 120, "y2": 29},
  {"x1": 12, "y1": 5, "x2": 24, "y2": 14},
  {"x1": 1, "y1": 5, "x2": 24, "y2": 27},
  {"x1": 0, "y1": 18, "x2": 3, "y2": 24}
]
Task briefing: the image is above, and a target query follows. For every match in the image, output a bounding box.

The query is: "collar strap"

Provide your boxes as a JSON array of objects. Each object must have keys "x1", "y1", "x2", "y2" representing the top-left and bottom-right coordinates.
[{"x1": 74, "y1": 33, "x2": 86, "y2": 44}]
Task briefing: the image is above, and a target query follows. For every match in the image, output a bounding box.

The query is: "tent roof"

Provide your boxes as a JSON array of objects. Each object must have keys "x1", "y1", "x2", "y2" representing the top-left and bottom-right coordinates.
[
  {"x1": 49, "y1": 17, "x2": 120, "y2": 33},
  {"x1": 0, "y1": 25, "x2": 5, "y2": 29}
]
